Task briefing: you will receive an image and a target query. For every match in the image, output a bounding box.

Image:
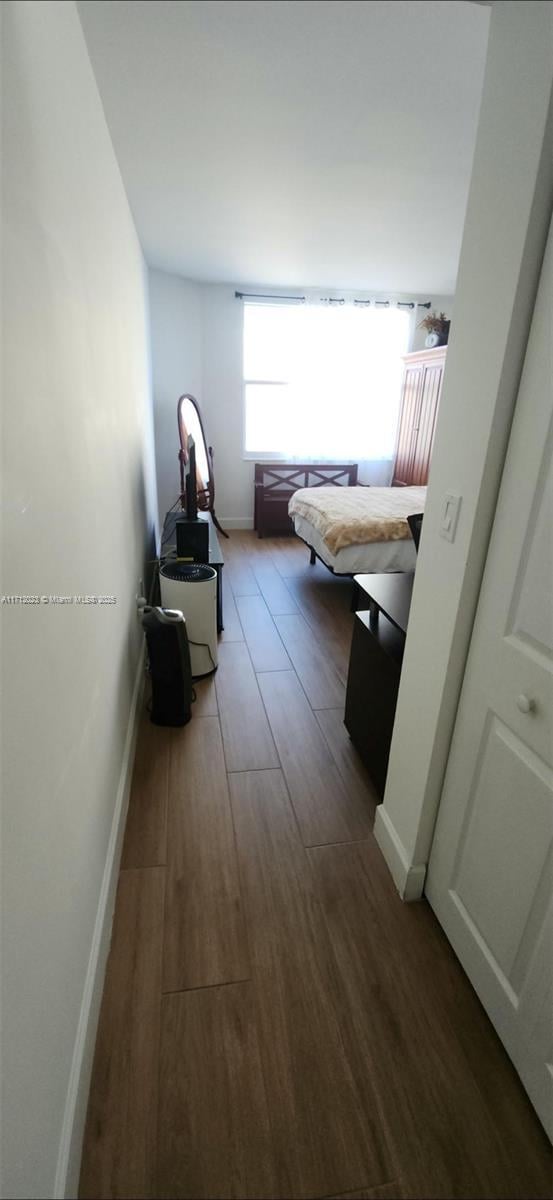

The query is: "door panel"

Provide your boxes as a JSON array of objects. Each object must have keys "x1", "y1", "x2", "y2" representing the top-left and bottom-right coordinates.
[
  {"x1": 452, "y1": 715, "x2": 552, "y2": 980},
  {"x1": 410, "y1": 362, "x2": 443, "y2": 485},
  {"x1": 426, "y1": 220, "x2": 553, "y2": 1137},
  {"x1": 511, "y1": 446, "x2": 553, "y2": 654},
  {"x1": 392, "y1": 364, "x2": 422, "y2": 485}
]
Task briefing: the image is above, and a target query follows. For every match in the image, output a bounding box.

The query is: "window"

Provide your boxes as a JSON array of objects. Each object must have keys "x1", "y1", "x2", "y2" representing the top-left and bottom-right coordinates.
[{"x1": 243, "y1": 301, "x2": 410, "y2": 460}]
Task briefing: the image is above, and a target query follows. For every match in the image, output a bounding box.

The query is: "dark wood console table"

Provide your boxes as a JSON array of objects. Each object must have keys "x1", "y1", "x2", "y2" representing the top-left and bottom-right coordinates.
[{"x1": 345, "y1": 572, "x2": 414, "y2": 799}]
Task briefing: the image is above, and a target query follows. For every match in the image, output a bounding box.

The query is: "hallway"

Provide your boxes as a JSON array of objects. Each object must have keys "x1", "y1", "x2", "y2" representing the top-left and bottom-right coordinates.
[{"x1": 80, "y1": 533, "x2": 551, "y2": 1200}]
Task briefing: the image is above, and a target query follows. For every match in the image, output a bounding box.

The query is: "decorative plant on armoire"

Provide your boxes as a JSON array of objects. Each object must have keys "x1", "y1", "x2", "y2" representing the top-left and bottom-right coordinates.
[{"x1": 418, "y1": 310, "x2": 450, "y2": 348}]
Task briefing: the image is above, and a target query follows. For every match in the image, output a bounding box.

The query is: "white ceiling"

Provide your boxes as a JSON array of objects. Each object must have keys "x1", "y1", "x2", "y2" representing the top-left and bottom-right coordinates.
[{"x1": 78, "y1": 0, "x2": 490, "y2": 293}]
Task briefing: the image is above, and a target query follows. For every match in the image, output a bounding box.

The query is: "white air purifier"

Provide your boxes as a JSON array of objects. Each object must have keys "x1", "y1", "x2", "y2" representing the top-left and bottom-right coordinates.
[{"x1": 159, "y1": 562, "x2": 218, "y2": 677}]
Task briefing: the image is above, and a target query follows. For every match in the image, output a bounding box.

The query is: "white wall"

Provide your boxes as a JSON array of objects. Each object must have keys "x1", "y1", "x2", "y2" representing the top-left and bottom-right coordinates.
[
  {"x1": 374, "y1": 0, "x2": 553, "y2": 899},
  {"x1": 149, "y1": 270, "x2": 202, "y2": 523},
  {"x1": 201, "y1": 284, "x2": 254, "y2": 526},
  {"x1": 149, "y1": 274, "x2": 454, "y2": 528},
  {"x1": 1, "y1": 3, "x2": 158, "y2": 1197}
]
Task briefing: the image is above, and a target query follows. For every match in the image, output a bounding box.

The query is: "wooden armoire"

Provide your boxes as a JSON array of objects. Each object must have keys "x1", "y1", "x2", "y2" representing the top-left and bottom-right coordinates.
[{"x1": 392, "y1": 346, "x2": 447, "y2": 486}]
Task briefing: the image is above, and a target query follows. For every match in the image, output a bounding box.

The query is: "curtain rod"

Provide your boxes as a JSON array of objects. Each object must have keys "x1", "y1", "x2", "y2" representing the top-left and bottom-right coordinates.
[
  {"x1": 235, "y1": 290, "x2": 432, "y2": 308},
  {"x1": 234, "y1": 291, "x2": 305, "y2": 302}
]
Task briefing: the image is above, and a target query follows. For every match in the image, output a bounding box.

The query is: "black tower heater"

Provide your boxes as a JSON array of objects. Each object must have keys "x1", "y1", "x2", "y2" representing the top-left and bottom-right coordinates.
[{"x1": 142, "y1": 607, "x2": 192, "y2": 726}]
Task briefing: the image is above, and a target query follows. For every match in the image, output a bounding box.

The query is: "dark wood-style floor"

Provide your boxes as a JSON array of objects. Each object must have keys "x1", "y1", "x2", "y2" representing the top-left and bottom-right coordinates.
[{"x1": 80, "y1": 531, "x2": 551, "y2": 1200}]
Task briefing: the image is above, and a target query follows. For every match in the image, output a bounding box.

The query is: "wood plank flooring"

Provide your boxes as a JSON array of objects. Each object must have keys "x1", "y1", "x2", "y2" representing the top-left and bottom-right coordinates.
[
  {"x1": 274, "y1": 613, "x2": 346, "y2": 708},
  {"x1": 215, "y1": 640, "x2": 279, "y2": 772},
  {"x1": 308, "y1": 840, "x2": 549, "y2": 1199},
  {"x1": 258, "y1": 670, "x2": 372, "y2": 845},
  {"x1": 80, "y1": 867, "x2": 164, "y2": 1199},
  {"x1": 163, "y1": 715, "x2": 249, "y2": 992},
  {"x1": 236, "y1": 594, "x2": 292, "y2": 671},
  {"x1": 80, "y1": 531, "x2": 552, "y2": 1200},
  {"x1": 229, "y1": 768, "x2": 389, "y2": 1198},
  {"x1": 121, "y1": 715, "x2": 171, "y2": 869},
  {"x1": 251, "y1": 560, "x2": 298, "y2": 615},
  {"x1": 158, "y1": 983, "x2": 276, "y2": 1199}
]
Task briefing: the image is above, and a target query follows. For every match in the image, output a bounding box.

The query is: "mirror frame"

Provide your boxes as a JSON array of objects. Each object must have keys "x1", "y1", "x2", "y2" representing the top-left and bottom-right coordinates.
[{"x1": 177, "y1": 393, "x2": 228, "y2": 538}]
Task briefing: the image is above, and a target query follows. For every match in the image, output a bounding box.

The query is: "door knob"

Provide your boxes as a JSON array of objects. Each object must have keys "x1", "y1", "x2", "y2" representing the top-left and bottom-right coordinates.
[{"x1": 516, "y1": 694, "x2": 536, "y2": 714}]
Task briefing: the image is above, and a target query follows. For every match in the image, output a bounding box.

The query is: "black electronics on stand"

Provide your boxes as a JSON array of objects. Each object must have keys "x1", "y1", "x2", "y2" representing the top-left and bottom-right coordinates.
[
  {"x1": 184, "y1": 434, "x2": 198, "y2": 519},
  {"x1": 175, "y1": 433, "x2": 210, "y2": 562},
  {"x1": 142, "y1": 607, "x2": 192, "y2": 726},
  {"x1": 175, "y1": 516, "x2": 210, "y2": 562}
]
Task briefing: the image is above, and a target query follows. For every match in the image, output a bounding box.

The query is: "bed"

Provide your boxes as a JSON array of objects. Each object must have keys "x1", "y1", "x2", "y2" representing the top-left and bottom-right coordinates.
[{"x1": 289, "y1": 484, "x2": 426, "y2": 574}]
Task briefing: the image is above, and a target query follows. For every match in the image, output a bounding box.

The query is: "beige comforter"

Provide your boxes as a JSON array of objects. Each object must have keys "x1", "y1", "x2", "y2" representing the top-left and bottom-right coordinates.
[{"x1": 289, "y1": 485, "x2": 426, "y2": 555}]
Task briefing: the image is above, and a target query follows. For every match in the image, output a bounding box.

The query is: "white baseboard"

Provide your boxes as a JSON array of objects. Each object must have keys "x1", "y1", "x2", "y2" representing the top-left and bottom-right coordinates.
[
  {"x1": 220, "y1": 517, "x2": 254, "y2": 530},
  {"x1": 54, "y1": 649, "x2": 146, "y2": 1199},
  {"x1": 373, "y1": 806, "x2": 427, "y2": 902}
]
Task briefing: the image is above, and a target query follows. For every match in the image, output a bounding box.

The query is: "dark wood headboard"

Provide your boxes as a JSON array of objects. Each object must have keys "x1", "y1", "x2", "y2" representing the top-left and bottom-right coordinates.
[{"x1": 254, "y1": 461, "x2": 358, "y2": 537}]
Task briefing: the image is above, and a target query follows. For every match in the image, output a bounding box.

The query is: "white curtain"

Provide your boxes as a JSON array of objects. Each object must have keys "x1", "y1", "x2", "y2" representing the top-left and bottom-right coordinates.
[{"x1": 243, "y1": 301, "x2": 410, "y2": 470}]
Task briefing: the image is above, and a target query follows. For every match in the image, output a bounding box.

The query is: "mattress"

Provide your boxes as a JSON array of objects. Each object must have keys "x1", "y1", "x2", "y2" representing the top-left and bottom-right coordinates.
[
  {"x1": 289, "y1": 485, "x2": 426, "y2": 574},
  {"x1": 292, "y1": 512, "x2": 418, "y2": 573}
]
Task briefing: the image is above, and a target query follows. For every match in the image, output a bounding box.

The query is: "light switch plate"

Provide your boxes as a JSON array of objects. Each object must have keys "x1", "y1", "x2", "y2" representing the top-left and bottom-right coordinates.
[{"x1": 440, "y1": 492, "x2": 462, "y2": 542}]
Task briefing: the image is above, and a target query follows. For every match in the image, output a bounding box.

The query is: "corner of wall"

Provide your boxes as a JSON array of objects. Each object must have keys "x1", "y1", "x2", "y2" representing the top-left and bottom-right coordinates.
[{"x1": 373, "y1": 807, "x2": 427, "y2": 902}]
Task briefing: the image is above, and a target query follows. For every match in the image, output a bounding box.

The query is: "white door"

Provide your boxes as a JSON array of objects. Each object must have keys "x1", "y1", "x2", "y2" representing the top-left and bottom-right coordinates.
[{"x1": 426, "y1": 220, "x2": 553, "y2": 1138}]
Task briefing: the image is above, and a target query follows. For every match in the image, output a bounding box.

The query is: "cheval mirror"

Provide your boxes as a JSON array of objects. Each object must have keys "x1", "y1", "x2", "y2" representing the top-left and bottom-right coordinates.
[{"x1": 177, "y1": 393, "x2": 228, "y2": 538}]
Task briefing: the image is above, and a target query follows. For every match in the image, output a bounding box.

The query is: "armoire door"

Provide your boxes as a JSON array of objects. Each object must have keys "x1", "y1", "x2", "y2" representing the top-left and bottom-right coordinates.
[
  {"x1": 409, "y1": 360, "x2": 443, "y2": 485},
  {"x1": 426, "y1": 222, "x2": 553, "y2": 1137},
  {"x1": 392, "y1": 363, "x2": 422, "y2": 486}
]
